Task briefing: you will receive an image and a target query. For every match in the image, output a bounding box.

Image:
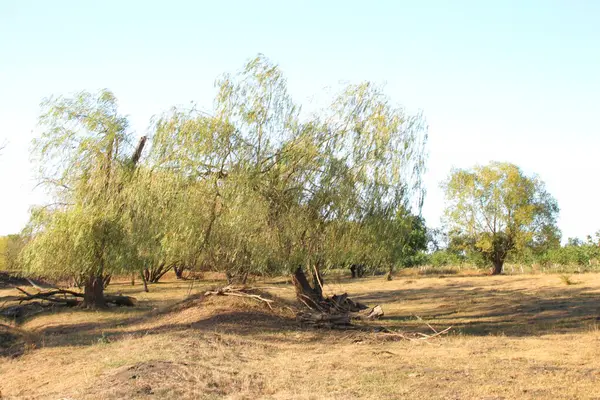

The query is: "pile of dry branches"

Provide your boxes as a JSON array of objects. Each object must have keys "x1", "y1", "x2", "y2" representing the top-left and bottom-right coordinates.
[{"x1": 291, "y1": 267, "x2": 385, "y2": 329}]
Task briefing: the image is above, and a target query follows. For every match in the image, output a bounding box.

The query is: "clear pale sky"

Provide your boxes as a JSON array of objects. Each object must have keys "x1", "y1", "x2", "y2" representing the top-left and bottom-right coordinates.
[{"x1": 1, "y1": 0, "x2": 599, "y2": 240}]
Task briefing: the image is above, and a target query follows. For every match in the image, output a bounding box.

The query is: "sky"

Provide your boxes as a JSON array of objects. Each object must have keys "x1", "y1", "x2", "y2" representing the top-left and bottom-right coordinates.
[{"x1": 1, "y1": 0, "x2": 599, "y2": 240}]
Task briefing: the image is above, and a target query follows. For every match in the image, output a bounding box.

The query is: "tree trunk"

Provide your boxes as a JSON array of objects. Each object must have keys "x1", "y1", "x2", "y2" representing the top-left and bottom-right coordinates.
[
  {"x1": 292, "y1": 266, "x2": 325, "y2": 310},
  {"x1": 82, "y1": 274, "x2": 106, "y2": 308},
  {"x1": 173, "y1": 265, "x2": 184, "y2": 279},
  {"x1": 491, "y1": 259, "x2": 504, "y2": 275},
  {"x1": 145, "y1": 263, "x2": 171, "y2": 283},
  {"x1": 140, "y1": 271, "x2": 149, "y2": 292},
  {"x1": 357, "y1": 264, "x2": 365, "y2": 278},
  {"x1": 226, "y1": 270, "x2": 249, "y2": 285}
]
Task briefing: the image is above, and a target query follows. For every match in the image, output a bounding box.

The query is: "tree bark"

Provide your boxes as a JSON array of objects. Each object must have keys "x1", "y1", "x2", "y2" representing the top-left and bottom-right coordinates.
[
  {"x1": 292, "y1": 266, "x2": 325, "y2": 310},
  {"x1": 173, "y1": 265, "x2": 184, "y2": 279},
  {"x1": 140, "y1": 271, "x2": 149, "y2": 292},
  {"x1": 144, "y1": 263, "x2": 171, "y2": 283},
  {"x1": 491, "y1": 259, "x2": 504, "y2": 275},
  {"x1": 102, "y1": 274, "x2": 111, "y2": 288},
  {"x1": 82, "y1": 274, "x2": 106, "y2": 308}
]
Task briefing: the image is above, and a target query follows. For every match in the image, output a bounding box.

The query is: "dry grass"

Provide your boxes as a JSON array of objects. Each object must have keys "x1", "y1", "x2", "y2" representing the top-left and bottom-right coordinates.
[{"x1": 2, "y1": 272, "x2": 600, "y2": 399}]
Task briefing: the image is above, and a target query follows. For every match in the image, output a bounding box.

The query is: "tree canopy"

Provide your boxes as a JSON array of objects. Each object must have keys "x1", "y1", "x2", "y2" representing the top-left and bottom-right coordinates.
[
  {"x1": 442, "y1": 162, "x2": 559, "y2": 274},
  {"x1": 22, "y1": 89, "x2": 144, "y2": 307},
  {"x1": 19, "y1": 55, "x2": 429, "y2": 306}
]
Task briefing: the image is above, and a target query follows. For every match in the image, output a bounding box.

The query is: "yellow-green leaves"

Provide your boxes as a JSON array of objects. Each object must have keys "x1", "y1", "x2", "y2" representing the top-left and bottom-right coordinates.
[
  {"x1": 22, "y1": 55, "x2": 430, "y2": 282},
  {"x1": 443, "y1": 162, "x2": 559, "y2": 272}
]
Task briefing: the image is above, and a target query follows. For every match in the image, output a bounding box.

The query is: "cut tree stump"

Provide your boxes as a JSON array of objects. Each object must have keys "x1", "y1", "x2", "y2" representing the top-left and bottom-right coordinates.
[{"x1": 292, "y1": 267, "x2": 371, "y2": 329}]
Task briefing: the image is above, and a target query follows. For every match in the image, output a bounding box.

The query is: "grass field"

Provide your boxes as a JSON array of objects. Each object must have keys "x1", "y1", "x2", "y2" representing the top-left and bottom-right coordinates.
[{"x1": 2, "y1": 271, "x2": 600, "y2": 399}]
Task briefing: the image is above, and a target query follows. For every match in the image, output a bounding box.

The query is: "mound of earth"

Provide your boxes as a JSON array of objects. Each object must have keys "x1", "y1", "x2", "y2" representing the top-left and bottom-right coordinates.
[{"x1": 154, "y1": 288, "x2": 298, "y2": 333}]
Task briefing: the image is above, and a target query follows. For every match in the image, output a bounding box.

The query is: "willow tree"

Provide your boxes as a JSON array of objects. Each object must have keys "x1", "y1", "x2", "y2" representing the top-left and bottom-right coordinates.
[
  {"x1": 295, "y1": 82, "x2": 428, "y2": 282},
  {"x1": 443, "y1": 162, "x2": 560, "y2": 275},
  {"x1": 22, "y1": 90, "x2": 142, "y2": 307},
  {"x1": 142, "y1": 55, "x2": 427, "y2": 294}
]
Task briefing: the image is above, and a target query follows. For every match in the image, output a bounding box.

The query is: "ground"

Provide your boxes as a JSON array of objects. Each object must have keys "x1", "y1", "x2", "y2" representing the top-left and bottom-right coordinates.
[{"x1": 1, "y1": 271, "x2": 600, "y2": 399}]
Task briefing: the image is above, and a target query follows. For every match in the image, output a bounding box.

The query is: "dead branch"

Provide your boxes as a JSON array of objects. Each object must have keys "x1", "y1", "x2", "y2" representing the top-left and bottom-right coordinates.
[
  {"x1": 296, "y1": 311, "x2": 352, "y2": 329},
  {"x1": 376, "y1": 325, "x2": 452, "y2": 342},
  {"x1": 366, "y1": 305, "x2": 384, "y2": 320},
  {"x1": 15, "y1": 287, "x2": 136, "y2": 308},
  {"x1": 203, "y1": 286, "x2": 275, "y2": 309}
]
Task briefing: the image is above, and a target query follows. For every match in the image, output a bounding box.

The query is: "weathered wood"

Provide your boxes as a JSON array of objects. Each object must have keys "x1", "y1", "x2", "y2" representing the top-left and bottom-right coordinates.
[
  {"x1": 291, "y1": 268, "x2": 372, "y2": 329},
  {"x1": 296, "y1": 311, "x2": 352, "y2": 329},
  {"x1": 105, "y1": 294, "x2": 136, "y2": 307},
  {"x1": 366, "y1": 305, "x2": 384, "y2": 320},
  {"x1": 292, "y1": 266, "x2": 324, "y2": 310},
  {"x1": 15, "y1": 287, "x2": 80, "y2": 307},
  {"x1": 15, "y1": 287, "x2": 136, "y2": 308}
]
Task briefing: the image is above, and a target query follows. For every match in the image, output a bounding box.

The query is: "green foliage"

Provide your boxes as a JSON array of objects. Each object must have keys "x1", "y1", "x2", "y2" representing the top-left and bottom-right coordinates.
[
  {"x1": 142, "y1": 55, "x2": 429, "y2": 279},
  {"x1": 20, "y1": 55, "x2": 429, "y2": 289},
  {"x1": 443, "y1": 162, "x2": 560, "y2": 273},
  {"x1": 22, "y1": 89, "x2": 141, "y2": 285},
  {"x1": 0, "y1": 234, "x2": 25, "y2": 272},
  {"x1": 427, "y1": 250, "x2": 465, "y2": 268},
  {"x1": 0, "y1": 236, "x2": 6, "y2": 270},
  {"x1": 537, "y1": 234, "x2": 600, "y2": 268}
]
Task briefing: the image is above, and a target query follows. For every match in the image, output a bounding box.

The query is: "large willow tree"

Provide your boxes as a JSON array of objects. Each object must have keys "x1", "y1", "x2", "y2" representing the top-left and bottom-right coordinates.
[
  {"x1": 21, "y1": 55, "x2": 428, "y2": 307},
  {"x1": 22, "y1": 90, "x2": 143, "y2": 307},
  {"x1": 147, "y1": 55, "x2": 428, "y2": 285}
]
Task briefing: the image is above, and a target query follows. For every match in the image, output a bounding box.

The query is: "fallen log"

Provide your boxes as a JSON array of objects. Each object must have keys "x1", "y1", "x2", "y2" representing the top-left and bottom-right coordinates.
[
  {"x1": 15, "y1": 287, "x2": 80, "y2": 307},
  {"x1": 296, "y1": 311, "x2": 352, "y2": 329},
  {"x1": 105, "y1": 294, "x2": 137, "y2": 307},
  {"x1": 15, "y1": 287, "x2": 136, "y2": 308}
]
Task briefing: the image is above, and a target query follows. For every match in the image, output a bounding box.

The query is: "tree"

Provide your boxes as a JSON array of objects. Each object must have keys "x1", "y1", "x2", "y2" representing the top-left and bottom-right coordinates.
[
  {"x1": 0, "y1": 234, "x2": 25, "y2": 272},
  {"x1": 146, "y1": 55, "x2": 428, "y2": 293},
  {"x1": 443, "y1": 162, "x2": 559, "y2": 274},
  {"x1": 21, "y1": 90, "x2": 144, "y2": 308},
  {"x1": 20, "y1": 55, "x2": 428, "y2": 310}
]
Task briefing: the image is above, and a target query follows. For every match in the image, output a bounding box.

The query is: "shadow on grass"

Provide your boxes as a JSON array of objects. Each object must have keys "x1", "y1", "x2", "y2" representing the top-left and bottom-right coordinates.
[
  {"x1": 356, "y1": 281, "x2": 600, "y2": 336},
  {"x1": 4, "y1": 276, "x2": 600, "y2": 354}
]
